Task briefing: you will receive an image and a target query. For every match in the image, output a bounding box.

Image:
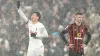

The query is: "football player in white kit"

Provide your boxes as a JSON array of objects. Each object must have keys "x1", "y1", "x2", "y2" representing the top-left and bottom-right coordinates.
[{"x1": 17, "y1": 1, "x2": 48, "y2": 56}]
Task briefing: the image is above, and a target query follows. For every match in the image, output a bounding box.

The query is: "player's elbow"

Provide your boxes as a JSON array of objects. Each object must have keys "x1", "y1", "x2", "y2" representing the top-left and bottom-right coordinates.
[
  {"x1": 44, "y1": 33, "x2": 48, "y2": 38},
  {"x1": 43, "y1": 31, "x2": 48, "y2": 37},
  {"x1": 60, "y1": 31, "x2": 64, "y2": 37},
  {"x1": 18, "y1": 9, "x2": 21, "y2": 13},
  {"x1": 41, "y1": 32, "x2": 48, "y2": 38}
]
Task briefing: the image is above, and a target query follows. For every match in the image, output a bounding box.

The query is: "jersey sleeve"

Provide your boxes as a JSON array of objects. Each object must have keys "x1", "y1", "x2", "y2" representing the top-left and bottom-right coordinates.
[
  {"x1": 36, "y1": 23, "x2": 48, "y2": 38},
  {"x1": 25, "y1": 20, "x2": 31, "y2": 29},
  {"x1": 84, "y1": 25, "x2": 91, "y2": 45},
  {"x1": 65, "y1": 24, "x2": 72, "y2": 32},
  {"x1": 18, "y1": 8, "x2": 29, "y2": 23},
  {"x1": 60, "y1": 24, "x2": 71, "y2": 44}
]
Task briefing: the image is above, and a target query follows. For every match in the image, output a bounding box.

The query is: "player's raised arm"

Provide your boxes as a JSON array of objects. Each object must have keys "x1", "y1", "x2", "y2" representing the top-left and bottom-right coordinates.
[{"x1": 17, "y1": 1, "x2": 29, "y2": 23}]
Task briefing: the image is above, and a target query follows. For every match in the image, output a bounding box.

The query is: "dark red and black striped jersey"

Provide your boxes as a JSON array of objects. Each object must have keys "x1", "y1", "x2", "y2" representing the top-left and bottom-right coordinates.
[{"x1": 60, "y1": 22, "x2": 91, "y2": 53}]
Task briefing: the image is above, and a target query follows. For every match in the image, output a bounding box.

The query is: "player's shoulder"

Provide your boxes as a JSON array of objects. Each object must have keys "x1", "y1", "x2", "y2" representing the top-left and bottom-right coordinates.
[
  {"x1": 81, "y1": 23, "x2": 88, "y2": 28},
  {"x1": 66, "y1": 23, "x2": 74, "y2": 27},
  {"x1": 37, "y1": 22, "x2": 45, "y2": 27},
  {"x1": 65, "y1": 23, "x2": 73, "y2": 30},
  {"x1": 38, "y1": 22, "x2": 44, "y2": 25}
]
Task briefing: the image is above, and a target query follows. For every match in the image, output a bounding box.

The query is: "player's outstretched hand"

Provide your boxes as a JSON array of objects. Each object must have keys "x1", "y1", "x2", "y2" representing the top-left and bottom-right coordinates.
[{"x1": 17, "y1": 1, "x2": 20, "y2": 9}]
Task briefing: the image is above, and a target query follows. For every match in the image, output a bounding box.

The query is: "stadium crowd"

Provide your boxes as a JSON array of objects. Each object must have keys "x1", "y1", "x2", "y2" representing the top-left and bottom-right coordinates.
[{"x1": 0, "y1": 0, "x2": 100, "y2": 56}]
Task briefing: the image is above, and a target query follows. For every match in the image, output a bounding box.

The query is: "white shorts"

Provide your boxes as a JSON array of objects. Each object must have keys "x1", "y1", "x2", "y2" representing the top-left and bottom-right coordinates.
[{"x1": 27, "y1": 45, "x2": 44, "y2": 56}]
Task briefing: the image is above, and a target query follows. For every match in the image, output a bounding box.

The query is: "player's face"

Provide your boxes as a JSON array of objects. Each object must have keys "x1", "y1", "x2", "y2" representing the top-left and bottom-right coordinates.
[
  {"x1": 76, "y1": 15, "x2": 83, "y2": 23},
  {"x1": 31, "y1": 13, "x2": 39, "y2": 22}
]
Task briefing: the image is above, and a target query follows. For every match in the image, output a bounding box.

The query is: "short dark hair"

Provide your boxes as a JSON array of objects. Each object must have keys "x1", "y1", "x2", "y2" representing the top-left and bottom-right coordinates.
[
  {"x1": 33, "y1": 12, "x2": 41, "y2": 20},
  {"x1": 76, "y1": 12, "x2": 83, "y2": 15}
]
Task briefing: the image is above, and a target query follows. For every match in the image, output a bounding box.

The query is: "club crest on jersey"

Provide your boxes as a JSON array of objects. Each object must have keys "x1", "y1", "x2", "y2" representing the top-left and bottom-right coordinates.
[
  {"x1": 75, "y1": 33, "x2": 82, "y2": 40},
  {"x1": 77, "y1": 33, "x2": 81, "y2": 37}
]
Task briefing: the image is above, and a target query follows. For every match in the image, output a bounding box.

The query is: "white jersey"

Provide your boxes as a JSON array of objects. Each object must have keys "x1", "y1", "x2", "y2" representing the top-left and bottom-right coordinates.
[{"x1": 28, "y1": 20, "x2": 48, "y2": 48}]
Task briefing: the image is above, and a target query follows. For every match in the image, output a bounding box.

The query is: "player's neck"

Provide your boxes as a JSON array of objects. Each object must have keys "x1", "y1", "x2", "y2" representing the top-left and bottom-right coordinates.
[
  {"x1": 32, "y1": 21, "x2": 39, "y2": 24},
  {"x1": 75, "y1": 21, "x2": 81, "y2": 26}
]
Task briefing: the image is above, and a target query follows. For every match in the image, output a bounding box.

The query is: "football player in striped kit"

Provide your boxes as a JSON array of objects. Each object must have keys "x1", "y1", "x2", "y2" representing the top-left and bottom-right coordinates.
[
  {"x1": 60, "y1": 12, "x2": 91, "y2": 56},
  {"x1": 17, "y1": 1, "x2": 48, "y2": 56}
]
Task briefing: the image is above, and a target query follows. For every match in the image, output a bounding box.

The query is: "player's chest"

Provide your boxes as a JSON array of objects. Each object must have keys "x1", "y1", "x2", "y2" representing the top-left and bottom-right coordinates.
[
  {"x1": 29, "y1": 24, "x2": 39, "y2": 32},
  {"x1": 70, "y1": 26, "x2": 85, "y2": 35}
]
